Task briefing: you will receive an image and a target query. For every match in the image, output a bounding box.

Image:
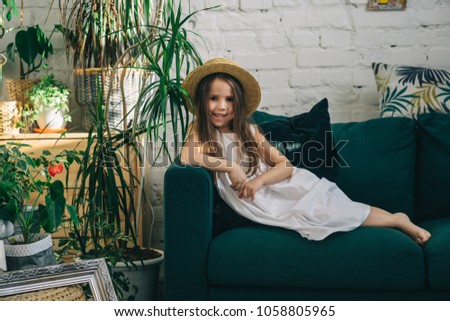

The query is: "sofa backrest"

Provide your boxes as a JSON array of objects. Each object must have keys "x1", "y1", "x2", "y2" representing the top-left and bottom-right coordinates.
[
  {"x1": 415, "y1": 113, "x2": 450, "y2": 222},
  {"x1": 331, "y1": 118, "x2": 417, "y2": 219}
]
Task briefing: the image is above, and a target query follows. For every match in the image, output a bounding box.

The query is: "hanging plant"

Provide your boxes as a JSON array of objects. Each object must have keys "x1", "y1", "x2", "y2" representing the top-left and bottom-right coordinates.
[{"x1": 5, "y1": 25, "x2": 53, "y2": 79}]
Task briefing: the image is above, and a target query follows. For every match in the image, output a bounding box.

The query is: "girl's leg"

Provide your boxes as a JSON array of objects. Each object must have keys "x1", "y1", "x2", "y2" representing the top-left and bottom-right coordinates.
[{"x1": 362, "y1": 206, "x2": 431, "y2": 245}]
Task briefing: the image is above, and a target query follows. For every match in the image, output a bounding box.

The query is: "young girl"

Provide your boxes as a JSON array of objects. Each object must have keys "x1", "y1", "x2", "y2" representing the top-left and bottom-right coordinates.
[{"x1": 181, "y1": 58, "x2": 431, "y2": 245}]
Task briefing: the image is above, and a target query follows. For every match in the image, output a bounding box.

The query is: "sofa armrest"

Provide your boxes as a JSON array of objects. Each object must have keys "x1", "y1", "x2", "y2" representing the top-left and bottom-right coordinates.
[{"x1": 163, "y1": 161, "x2": 214, "y2": 300}]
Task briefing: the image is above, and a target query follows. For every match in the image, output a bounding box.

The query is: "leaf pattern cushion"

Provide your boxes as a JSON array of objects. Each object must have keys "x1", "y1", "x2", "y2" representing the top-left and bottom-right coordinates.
[{"x1": 372, "y1": 62, "x2": 450, "y2": 119}]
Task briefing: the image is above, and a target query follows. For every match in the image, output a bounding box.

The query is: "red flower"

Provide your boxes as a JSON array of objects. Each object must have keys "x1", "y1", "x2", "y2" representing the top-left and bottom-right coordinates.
[{"x1": 48, "y1": 163, "x2": 64, "y2": 177}]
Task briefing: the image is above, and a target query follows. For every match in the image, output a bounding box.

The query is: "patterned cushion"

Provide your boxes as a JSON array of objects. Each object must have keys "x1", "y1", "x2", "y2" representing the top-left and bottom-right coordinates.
[{"x1": 372, "y1": 62, "x2": 450, "y2": 119}]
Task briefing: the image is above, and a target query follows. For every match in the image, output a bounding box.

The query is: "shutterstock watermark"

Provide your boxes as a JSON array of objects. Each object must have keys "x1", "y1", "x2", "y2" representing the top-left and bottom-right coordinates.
[{"x1": 107, "y1": 131, "x2": 349, "y2": 170}]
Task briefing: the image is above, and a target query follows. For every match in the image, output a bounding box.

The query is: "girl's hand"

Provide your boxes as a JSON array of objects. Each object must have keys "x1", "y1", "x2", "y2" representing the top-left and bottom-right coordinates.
[
  {"x1": 239, "y1": 176, "x2": 264, "y2": 201},
  {"x1": 228, "y1": 163, "x2": 248, "y2": 191}
]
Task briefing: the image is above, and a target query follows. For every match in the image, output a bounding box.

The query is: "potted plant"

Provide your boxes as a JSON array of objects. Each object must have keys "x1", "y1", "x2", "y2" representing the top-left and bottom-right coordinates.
[
  {"x1": 56, "y1": 0, "x2": 208, "y2": 300},
  {"x1": 4, "y1": 25, "x2": 54, "y2": 109},
  {"x1": 2, "y1": 0, "x2": 55, "y2": 115},
  {"x1": 0, "y1": 142, "x2": 76, "y2": 271},
  {"x1": 58, "y1": 0, "x2": 152, "y2": 130},
  {"x1": 19, "y1": 73, "x2": 71, "y2": 133}
]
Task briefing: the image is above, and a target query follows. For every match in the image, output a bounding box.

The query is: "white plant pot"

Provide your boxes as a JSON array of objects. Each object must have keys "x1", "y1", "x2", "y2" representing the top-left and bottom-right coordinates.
[
  {"x1": 3, "y1": 233, "x2": 56, "y2": 271},
  {"x1": 36, "y1": 107, "x2": 66, "y2": 130},
  {"x1": 113, "y1": 249, "x2": 164, "y2": 301}
]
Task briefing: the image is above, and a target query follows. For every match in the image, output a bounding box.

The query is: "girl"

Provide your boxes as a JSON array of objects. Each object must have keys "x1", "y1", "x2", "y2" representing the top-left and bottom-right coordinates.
[{"x1": 181, "y1": 58, "x2": 431, "y2": 245}]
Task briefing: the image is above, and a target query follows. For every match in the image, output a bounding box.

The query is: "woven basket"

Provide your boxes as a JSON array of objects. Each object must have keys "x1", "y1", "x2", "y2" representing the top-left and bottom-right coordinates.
[
  {"x1": 0, "y1": 285, "x2": 86, "y2": 301},
  {"x1": 105, "y1": 69, "x2": 141, "y2": 130},
  {"x1": 74, "y1": 68, "x2": 142, "y2": 131},
  {"x1": 5, "y1": 79, "x2": 38, "y2": 110},
  {"x1": 0, "y1": 101, "x2": 20, "y2": 134}
]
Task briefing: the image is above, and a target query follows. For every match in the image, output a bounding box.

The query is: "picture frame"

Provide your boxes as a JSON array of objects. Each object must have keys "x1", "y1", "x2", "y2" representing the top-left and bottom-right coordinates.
[
  {"x1": 0, "y1": 258, "x2": 117, "y2": 301},
  {"x1": 367, "y1": 0, "x2": 407, "y2": 11}
]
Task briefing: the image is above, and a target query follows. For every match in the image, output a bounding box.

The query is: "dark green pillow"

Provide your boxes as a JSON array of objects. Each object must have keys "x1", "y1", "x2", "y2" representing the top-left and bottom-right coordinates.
[
  {"x1": 332, "y1": 117, "x2": 416, "y2": 218},
  {"x1": 416, "y1": 113, "x2": 450, "y2": 222},
  {"x1": 253, "y1": 98, "x2": 339, "y2": 182}
]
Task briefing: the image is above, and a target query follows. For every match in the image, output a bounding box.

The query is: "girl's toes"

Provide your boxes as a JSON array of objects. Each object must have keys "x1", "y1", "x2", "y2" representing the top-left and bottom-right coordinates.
[{"x1": 417, "y1": 230, "x2": 430, "y2": 245}]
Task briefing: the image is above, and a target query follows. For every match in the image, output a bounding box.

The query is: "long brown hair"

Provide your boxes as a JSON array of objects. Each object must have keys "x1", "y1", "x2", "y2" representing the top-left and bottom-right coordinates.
[{"x1": 194, "y1": 73, "x2": 261, "y2": 176}]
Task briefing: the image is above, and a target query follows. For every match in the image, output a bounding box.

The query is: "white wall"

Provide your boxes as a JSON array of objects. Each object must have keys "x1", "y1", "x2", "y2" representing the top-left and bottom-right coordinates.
[
  {"x1": 2, "y1": 1, "x2": 450, "y2": 123},
  {"x1": 188, "y1": 0, "x2": 450, "y2": 122},
  {"x1": 1, "y1": 0, "x2": 450, "y2": 249}
]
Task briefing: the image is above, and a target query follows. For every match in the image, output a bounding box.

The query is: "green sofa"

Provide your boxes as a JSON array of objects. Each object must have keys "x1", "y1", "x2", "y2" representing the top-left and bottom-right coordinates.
[{"x1": 164, "y1": 112, "x2": 450, "y2": 300}]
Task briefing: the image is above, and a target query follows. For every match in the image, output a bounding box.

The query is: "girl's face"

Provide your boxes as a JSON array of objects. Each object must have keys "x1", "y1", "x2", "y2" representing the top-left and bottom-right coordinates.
[{"x1": 207, "y1": 78, "x2": 236, "y2": 133}]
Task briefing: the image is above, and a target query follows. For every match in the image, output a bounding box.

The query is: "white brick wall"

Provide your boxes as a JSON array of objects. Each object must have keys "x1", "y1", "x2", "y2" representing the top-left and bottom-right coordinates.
[
  {"x1": 2, "y1": 1, "x2": 449, "y2": 122},
  {"x1": 1, "y1": 0, "x2": 450, "y2": 249},
  {"x1": 190, "y1": 0, "x2": 450, "y2": 120}
]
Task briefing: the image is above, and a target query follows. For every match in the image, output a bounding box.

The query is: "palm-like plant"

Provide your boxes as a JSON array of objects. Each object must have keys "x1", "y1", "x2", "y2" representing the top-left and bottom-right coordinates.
[
  {"x1": 58, "y1": 0, "x2": 150, "y2": 70},
  {"x1": 58, "y1": 0, "x2": 157, "y2": 131},
  {"x1": 132, "y1": 0, "x2": 212, "y2": 158},
  {"x1": 57, "y1": 1, "x2": 212, "y2": 300}
]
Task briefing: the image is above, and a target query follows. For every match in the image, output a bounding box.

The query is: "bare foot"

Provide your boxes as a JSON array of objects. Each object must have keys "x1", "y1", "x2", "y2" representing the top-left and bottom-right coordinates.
[{"x1": 394, "y1": 213, "x2": 431, "y2": 246}]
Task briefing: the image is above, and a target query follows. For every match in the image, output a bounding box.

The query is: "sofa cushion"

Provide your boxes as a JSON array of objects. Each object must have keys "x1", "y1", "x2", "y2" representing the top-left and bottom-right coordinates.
[
  {"x1": 416, "y1": 113, "x2": 450, "y2": 222},
  {"x1": 421, "y1": 219, "x2": 450, "y2": 290},
  {"x1": 332, "y1": 117, "x2": 416, "y2": 218},
  {"x1": 372, "y1": 62, "x2": 450, "y2": 119},
  {"x1": 252, "y1": 98, "x2": 339, "y2": 182},
  {"x1": 208, "y1": 225, "x2": 425, "y2": 291}
]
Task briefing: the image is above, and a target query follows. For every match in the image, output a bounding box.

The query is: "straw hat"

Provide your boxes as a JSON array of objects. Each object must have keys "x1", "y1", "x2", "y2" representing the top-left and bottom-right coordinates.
[{"x1": 183, "y1": 58, "x2": 261, "y2": 116}]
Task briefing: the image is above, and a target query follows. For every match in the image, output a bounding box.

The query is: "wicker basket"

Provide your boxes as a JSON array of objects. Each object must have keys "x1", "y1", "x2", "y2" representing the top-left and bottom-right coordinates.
[
  {"x1": 0, "y1": 101, "x2": 20, "y2": 134},
  {"x1": 74, "y1": 68, "x2": 142, "y2": 131},
  {"x1": 5, "y1": 79, "x2": 38, "y2": 110},
  {"x1": 0, "y1": 285, "x2": 86, "y2": 301},
  {"x1": 105, "y1": 68, "x2": 141, "y2": 130}
]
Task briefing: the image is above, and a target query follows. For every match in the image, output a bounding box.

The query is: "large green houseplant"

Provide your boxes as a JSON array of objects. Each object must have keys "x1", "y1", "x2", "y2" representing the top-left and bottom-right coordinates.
[
  {"x1": 58, "y1": 0, "x2": 152, "y2": 130},
  {"x1": 56, "y1": 0, "x2": 208, "y2": 300}
]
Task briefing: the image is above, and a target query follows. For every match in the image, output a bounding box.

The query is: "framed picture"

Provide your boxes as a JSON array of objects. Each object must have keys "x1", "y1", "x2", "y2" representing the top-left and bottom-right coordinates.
[
  {"x1": 367, "y1": 0, "x2": 407, "y2": 11},
  {"x1": 0, "y1": 258, "x2": 117, "y2": 301}
]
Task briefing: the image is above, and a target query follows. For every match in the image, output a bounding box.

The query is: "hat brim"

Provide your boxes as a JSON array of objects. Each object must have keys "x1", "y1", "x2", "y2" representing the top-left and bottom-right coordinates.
[{"x1": 183, "y1": 59, "x2": 261, "y2": 117}]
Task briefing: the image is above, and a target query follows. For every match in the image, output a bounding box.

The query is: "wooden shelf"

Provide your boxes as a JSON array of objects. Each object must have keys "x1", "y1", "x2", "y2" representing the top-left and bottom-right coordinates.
[{"x1": 0, "y1": 132, "x2": 88, "y2": 140}]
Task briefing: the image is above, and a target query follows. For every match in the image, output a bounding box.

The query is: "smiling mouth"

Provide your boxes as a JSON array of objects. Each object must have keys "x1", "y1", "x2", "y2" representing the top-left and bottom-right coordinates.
[{"x1": 211, "y1": 113, "x2": 227, "y2": 118}]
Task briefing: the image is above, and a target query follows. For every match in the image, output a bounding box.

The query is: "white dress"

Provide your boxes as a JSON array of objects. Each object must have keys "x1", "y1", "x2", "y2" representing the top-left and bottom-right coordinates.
[{"x1": 214, "y1": 129, "x2": 370, "y2": 241}]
